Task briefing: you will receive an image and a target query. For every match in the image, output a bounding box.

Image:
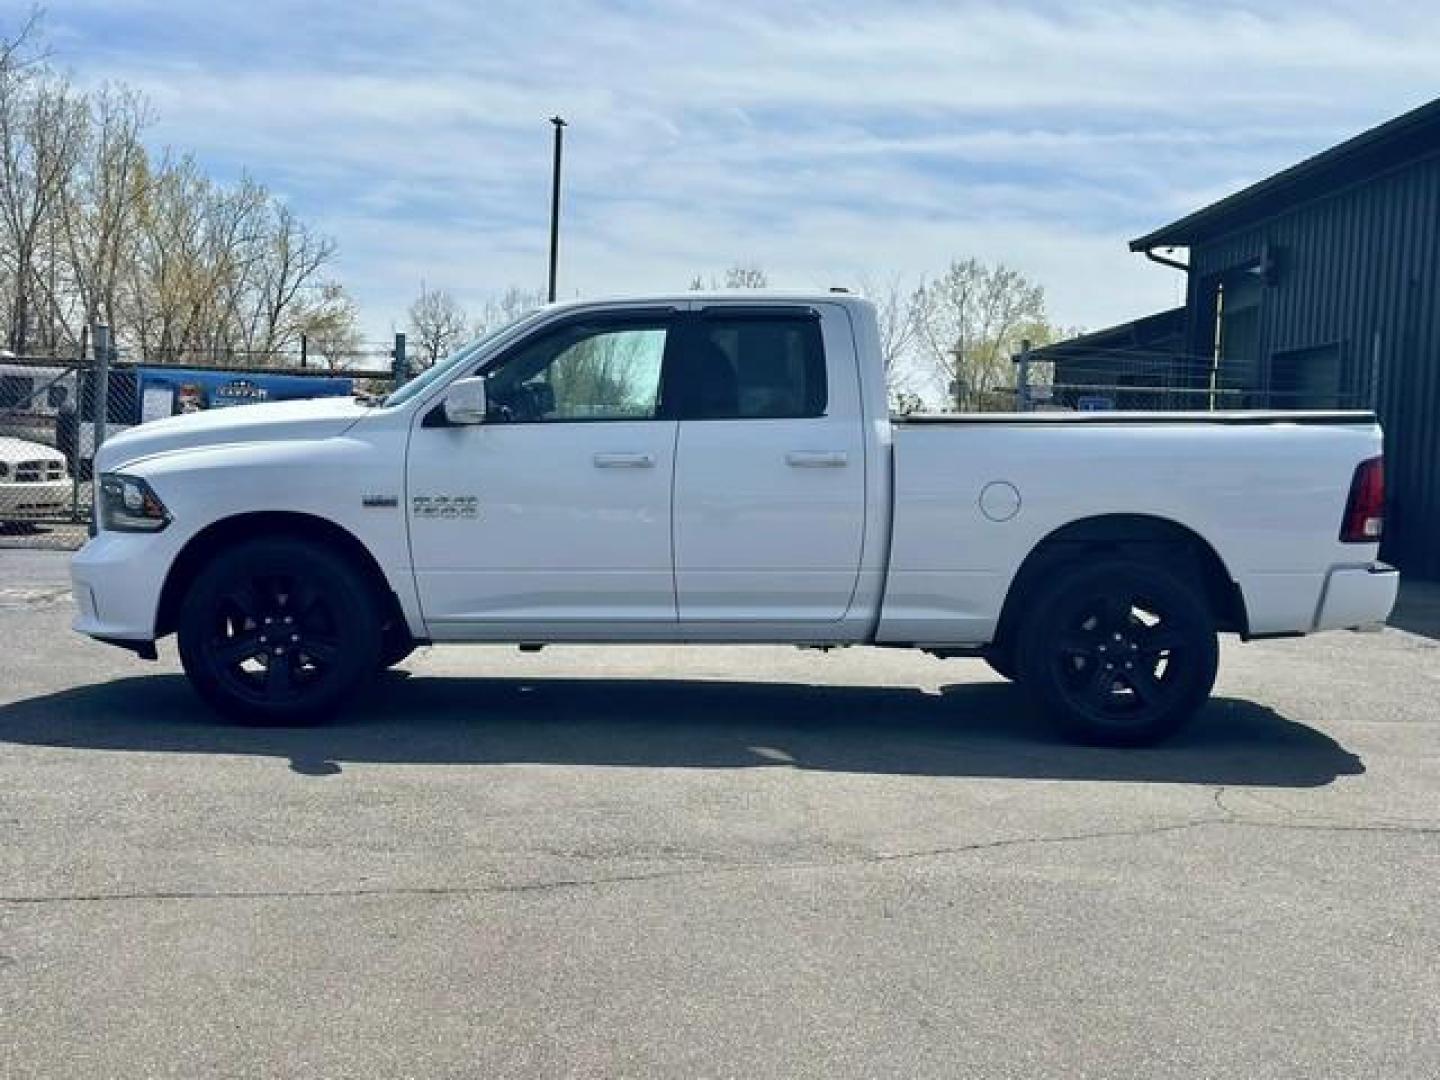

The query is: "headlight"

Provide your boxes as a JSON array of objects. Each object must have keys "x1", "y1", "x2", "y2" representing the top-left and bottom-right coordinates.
[{"x1": 98, "y1": 473, "x2": 170, "y2": 532}]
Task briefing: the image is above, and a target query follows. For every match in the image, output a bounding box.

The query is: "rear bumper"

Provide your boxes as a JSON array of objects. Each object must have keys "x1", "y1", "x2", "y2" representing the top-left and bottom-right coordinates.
[{"x1": 1314, "y1": 563, "x2": 1399, "y2": 632}]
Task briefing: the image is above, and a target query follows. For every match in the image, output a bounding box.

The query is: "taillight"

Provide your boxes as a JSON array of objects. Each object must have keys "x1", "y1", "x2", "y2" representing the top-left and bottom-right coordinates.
[{"x1": 1340, "y1": 456, "x2": 1384, "y2": 543}]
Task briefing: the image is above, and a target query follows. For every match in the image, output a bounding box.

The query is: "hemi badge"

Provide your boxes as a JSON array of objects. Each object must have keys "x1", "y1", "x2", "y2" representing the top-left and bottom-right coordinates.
[{"x1": 362, "y1": 495, "x2": 399, "y2": 508}]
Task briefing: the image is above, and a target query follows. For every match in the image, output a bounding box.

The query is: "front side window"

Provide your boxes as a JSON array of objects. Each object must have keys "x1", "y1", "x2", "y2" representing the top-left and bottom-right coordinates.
[
  {"x1": 485, "y1": 321, "x2": 669, "y2": 422},
  {"x1": 683, "y1": 313, "x2": 826, "y2": 420}
]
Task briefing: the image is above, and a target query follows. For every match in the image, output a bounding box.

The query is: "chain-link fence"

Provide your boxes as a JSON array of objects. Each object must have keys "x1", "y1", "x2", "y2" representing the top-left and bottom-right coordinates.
[
  {"x1": 0, "y1": 356, "x2": 87, "y2": 549},
  {"x1": 1022, "y1": 347, "x2": 1374, "y2": 413},
  {"x1": 0, "y1": 345, "x2": 394, "y2": 550}
]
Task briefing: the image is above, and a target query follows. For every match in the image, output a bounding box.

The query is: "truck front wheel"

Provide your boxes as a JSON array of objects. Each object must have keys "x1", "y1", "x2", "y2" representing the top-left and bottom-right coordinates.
[
  {"x1": 1016, "y1": 559, "x2": 1218, "y2": 746},
  {"x1": 981, "y1": 645, "x2": 1020, "y2": 683},
  {"x1": 177, "y1": 537, "x2": 382, "y2": 723}
]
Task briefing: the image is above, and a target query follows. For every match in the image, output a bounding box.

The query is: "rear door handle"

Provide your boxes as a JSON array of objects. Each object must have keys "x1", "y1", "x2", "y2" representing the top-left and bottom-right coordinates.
[
  {"x1": 786, "y1": 451, "x2": 848, "y2": 468},
  {"x1": 593, "y1": 452, "x2": 656, "y2": 468}
]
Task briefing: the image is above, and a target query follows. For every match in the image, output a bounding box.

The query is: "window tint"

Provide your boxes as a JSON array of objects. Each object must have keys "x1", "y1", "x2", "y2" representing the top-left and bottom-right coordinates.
[
  {"x1": 684, "y1": 313, "x2": 826, "y2": 419},
  {"x1": 484, "y1": 322, "x2": 668, "y2": 422},
  {"x1": 0, "y1": 375, "x2": 33, "y2": 409}
]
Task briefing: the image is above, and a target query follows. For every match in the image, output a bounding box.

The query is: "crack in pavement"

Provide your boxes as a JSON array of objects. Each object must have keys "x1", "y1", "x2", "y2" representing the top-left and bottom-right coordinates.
[
  {"x1": 24, "y1": 809, "x2": 1440, "y2": 907},
  {"x1": 0, "y1": 586, "x2": 71, "y2": 611},
  {"x1": 4, "y1": 818, "x2": 1230, "y2": 907},
  {"x1": 1214, "y1": 782, "x2": 1440, "y2": 835},
  {"x1": 2, "y1": 796, "x2": 1436, "y2": 908},
  {"x1": 1224, "y1": 819, "x2": 1440, "y2": 836}
]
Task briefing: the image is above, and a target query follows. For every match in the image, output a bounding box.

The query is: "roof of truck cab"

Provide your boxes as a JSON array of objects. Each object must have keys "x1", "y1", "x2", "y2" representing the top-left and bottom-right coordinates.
[{"x1": 543, "y1": 290, "x2": 873, "y2": 310}]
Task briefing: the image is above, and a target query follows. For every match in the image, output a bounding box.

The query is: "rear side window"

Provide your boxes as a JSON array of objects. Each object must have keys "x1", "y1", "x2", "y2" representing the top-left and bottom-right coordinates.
[{"x1": 682, "y1": 312, "x2": 826, "y2": 420}]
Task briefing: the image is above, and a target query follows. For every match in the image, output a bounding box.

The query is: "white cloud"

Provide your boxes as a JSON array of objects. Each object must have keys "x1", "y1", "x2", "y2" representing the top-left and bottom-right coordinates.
[{"x1": 45, "y1": 0, "x2": 1440, "y2": 336}]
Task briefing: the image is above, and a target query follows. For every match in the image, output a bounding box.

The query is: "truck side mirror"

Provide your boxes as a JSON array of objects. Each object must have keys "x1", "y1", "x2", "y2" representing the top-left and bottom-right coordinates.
[{"x1": 443, "y1": 377, "x2": 488, "y2": 425}]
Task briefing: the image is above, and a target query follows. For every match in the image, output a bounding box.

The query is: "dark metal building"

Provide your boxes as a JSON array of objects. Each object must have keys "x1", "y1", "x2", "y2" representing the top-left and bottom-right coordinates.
[
  {"x1": 1074, "y1": 96, "x2": 1440, "y2": 576},
  {"x1": 1031, "y1": 307, "x2": 1188, "y2": 410}
]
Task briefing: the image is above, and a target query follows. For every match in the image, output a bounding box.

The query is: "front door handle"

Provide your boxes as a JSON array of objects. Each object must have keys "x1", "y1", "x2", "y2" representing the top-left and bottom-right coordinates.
[
  {"x1": 786, "y1": 451, "x2": 849, "y2": 468},
  {"x1": 593, "y1": 452, "x2": 656, "y2": 468}
]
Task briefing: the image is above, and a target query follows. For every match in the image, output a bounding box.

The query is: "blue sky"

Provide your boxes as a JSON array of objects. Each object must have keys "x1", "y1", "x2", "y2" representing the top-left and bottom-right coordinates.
[{"x1": 23, "y1": 0, "x2": 1440, "y2": 337}]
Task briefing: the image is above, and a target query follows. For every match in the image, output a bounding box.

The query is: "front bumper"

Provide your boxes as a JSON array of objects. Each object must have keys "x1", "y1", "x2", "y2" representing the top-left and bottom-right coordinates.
[
  {"x1": 1314, "y1": 563, "x2": 1399, "y2": 632},
  {"x1": 71, "y1": 529, "x2": 183, "y2": 645},
  {"x1": 0, "y1": 479, "x2": 72, "y2": 518}
]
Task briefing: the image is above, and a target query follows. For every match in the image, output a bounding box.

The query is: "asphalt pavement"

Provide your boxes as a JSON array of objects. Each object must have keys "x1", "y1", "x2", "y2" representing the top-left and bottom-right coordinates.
[{"x1": 1, "y1": 549, "x2": 1437, "y2": 1078}]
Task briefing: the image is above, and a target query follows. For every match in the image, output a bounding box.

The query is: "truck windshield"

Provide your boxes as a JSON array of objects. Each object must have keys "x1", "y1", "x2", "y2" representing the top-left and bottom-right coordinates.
[{"x1": 381, "y1": 310, "x2": 543, "y2": 409}]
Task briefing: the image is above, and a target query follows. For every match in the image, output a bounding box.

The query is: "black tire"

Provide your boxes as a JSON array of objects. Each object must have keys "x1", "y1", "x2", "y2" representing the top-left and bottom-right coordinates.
[
  {"x1": 1016, "y1": 559, "x2": 1218, "y2": 746},
  {"x1": 177, "y1": 537, "x2": 382, "y2": 724},
  {"x1": 981, "y1": 645, "x2": 1020, "y2": 683},
  {"x1": 378, "y1": 622, "x2": 418, "y2": 670}
]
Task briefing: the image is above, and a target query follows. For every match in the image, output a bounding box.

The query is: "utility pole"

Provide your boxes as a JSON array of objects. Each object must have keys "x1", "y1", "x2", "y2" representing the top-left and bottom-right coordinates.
[
  {"x1": 949, "y1": 335, "x2": 965, "y2": 411},
  {"x1": 547, "y1": 116, "x2": 567, "y2": 303},
  {"x1": 1015, "y1": 338, "x2": 1032, "y2": 412},
  {"x1": 92, "y1": 323, "x2": 112, "y2": 452},
  {"x1": 391, "y1": 332, "x2": 408, "y2": 387}
]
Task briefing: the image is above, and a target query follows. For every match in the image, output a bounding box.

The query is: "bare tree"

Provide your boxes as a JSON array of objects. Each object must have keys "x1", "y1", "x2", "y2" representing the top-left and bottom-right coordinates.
[
  {"x1": 115, "y1": 156, "x2": 353, "y2": 365},
  {"x1": 690, "y1": 263, "x2": 769, "y2": 290},
  {"x1": 298, "y1": 282, "x2": 362, "y2": 370},
  {"x1": 0, "y1": 19, "x2": 357, "y2": 365},
  {"x1": 860, "y1": 273, "x2": 918, "y2": 370},
  {"x1": 855, "y1": 271, "x2": 930, "y2": 410},
  {"x1": 912, "y1": 258, "x2": 1051, "y2": 412},
  {"x1": 471, "y1": 284, "x2": 545, "y2": 338},
  {"x1": 0, "y1": 64, "x2": 86, "y2": 352},
  {"x1": 408, "y1": 284, "x2": 469, "y2": 368},
  {"x1": 123, "y1": 156, "x2": 264, "y2": 360},
  {"x1": 722, "y1": 263, "x2": 768, "y2": 289},
  {"x1": 122, "y1": 153, "x2": 209, "y2": 358},
  {"x1": 0, "y1": 7, "x2": 45, "y2": 77},
  {"x1": 196, "y1": 174, "x2": 270, "y2": 358},
  {"x1": 59, "y1": 84, "x2": 151, "y2": 342},
  {"x1": 250, "y1": 202, "x2": 337, "y2": 356}
]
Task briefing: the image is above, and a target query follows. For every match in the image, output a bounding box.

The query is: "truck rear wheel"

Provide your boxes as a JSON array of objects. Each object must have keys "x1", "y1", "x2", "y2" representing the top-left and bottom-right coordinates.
[
  {"x1": 177, "y1": 537, "x2": 382, "y2": 724},
  {"x1": 1016, "y1": 559, "x2": 1218, "y2": 746}
]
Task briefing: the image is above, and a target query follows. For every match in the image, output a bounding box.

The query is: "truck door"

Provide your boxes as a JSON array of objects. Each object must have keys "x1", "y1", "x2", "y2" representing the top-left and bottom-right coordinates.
[
  {"x1": 407, "y1": 308, "x2": 683, "y2": 633},
  {"x1": 671, "y1": 305, "x2": 866, "y2": 625}
]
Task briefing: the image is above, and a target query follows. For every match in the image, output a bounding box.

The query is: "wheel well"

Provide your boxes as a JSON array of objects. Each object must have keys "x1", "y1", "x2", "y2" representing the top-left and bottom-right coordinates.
[
  {"x1": 154, "y1": 512, "x2": 409, "y2": 640},
  {"x1": 992, "y1": 514, "x2": 1248, "y2": 653}
]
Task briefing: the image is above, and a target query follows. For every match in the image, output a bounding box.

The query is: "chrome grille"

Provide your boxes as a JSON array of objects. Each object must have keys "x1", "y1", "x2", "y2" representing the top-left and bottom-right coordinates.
[{"x1": 13, "y1": 460, "x2": 65, "y2": 483}]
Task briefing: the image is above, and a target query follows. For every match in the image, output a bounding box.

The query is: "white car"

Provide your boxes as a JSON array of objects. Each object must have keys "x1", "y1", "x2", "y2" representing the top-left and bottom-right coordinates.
[
  {"x1": 0, "y1": 436, "x2": 71, "y2": 521},
  {"x1": 70, "y1": 293, "x2": 1398, "y2": 744}
]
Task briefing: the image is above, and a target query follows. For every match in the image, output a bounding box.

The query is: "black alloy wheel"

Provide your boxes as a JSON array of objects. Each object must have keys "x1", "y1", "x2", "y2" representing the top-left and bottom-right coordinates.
[
  {"x1": 1017, "y1": 559, "x2": 1218, "y2": 746},
  {"x1": 178, "y1": 538, "x2": 381, "y2": 723}
]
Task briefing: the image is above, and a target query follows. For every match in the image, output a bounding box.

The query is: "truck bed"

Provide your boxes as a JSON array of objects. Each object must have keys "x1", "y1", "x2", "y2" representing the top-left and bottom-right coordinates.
[
  {"x1": 895, "y1": 410, "x2": 1377, "y2": 426},
  {"x1": 876, "y1": 412, "x2": 1385, "y2": 645}
]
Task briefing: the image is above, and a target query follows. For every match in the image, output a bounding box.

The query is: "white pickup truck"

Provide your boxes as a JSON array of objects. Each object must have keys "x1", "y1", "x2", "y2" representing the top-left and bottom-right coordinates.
[{"x1": 72, "y1": 292, "x2": 1397, "y2": 744}]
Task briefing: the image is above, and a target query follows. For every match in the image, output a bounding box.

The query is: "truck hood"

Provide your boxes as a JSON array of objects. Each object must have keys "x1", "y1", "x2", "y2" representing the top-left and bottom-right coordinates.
[
  {"x1": 95, "y1": 396, "x2": 369, "y2": 472},
  {"x1": 0, "y1": 436, "x2": 66, "y2": 466}
]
